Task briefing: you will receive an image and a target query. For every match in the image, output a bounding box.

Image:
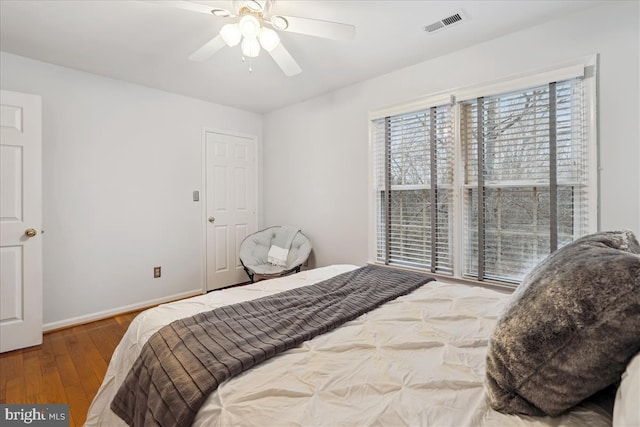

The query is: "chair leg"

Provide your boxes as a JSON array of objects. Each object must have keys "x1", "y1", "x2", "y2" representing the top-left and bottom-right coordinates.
[{"x1": 243, "y1": 266, "x2": 255, "y2": 283}]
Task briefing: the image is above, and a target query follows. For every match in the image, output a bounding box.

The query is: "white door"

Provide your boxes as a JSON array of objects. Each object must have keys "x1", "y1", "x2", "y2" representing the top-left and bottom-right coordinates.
[
  {"x1": 0, "y1": 90, "x2": 43, "y2": 353},
  {"x1": 205, "y1": 131, "x2": 257, "y2": 291}
]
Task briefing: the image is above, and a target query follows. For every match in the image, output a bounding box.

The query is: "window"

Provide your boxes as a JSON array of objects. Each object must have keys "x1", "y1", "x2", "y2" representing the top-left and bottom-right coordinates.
[
  {"x1": 460, "y1": 79, "x2": 590, "y2": 282},
  {"x1": 370, "y1": 61, "x2": 596, "y2": 285},
  {"x1": 372, "y1": 105, "x2": 454, "y2": 273}
]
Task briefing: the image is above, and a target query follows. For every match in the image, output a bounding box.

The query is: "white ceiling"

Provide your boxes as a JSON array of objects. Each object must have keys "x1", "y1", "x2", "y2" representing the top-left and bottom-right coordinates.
[{"x1": 0, "y1": 0, "x2": 603, "y2": 113}]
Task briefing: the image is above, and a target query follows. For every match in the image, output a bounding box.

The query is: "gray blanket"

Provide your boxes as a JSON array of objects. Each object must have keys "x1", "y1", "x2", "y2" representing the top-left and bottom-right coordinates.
[{"x1": 110, "y1": 265, "x2": 433, "y2": 427}]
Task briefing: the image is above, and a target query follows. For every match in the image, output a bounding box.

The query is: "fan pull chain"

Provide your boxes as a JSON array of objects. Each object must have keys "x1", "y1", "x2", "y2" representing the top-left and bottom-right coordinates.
[{"x1": 240, "y1": 55, "x2": 253, "y2": 73}]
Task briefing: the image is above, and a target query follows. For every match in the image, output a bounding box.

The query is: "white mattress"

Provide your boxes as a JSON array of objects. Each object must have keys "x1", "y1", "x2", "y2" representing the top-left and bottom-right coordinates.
[{"x1": 85, "y1": 264, "x2": 612, "y2": 426}]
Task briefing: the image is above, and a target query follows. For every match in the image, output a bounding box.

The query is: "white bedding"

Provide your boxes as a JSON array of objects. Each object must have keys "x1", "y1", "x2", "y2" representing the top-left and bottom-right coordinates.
[{"x1": 85, "y1": 264, "x2": 612, "y2": 426}]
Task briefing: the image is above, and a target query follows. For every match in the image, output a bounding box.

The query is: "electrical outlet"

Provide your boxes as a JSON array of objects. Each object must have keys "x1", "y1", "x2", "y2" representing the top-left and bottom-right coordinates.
[{"x1": 154, "y1": 266, "x2": 161, "y2": 278}]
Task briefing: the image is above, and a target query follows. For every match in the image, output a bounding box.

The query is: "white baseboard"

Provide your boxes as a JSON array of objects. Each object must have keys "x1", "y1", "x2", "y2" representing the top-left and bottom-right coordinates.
[{"x1": 42, "y1": 289, "x2": 203, "y2": 332}]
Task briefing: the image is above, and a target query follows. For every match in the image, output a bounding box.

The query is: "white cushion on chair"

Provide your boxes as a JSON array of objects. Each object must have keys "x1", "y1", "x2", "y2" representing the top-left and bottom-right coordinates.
[{"x1": 239, "y1": 226, "x2": 312, "y2": 277}]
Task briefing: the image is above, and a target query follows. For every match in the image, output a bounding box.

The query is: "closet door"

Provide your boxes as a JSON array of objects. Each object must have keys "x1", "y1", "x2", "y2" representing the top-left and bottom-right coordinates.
[{"x1": 205, "y1": 130, "x2": 257, "y2": 290}]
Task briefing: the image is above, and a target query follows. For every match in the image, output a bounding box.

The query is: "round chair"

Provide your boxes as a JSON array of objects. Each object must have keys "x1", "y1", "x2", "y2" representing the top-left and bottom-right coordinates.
[{"x1": 238, "y1": 226, "x2": 312, "y2": 282}]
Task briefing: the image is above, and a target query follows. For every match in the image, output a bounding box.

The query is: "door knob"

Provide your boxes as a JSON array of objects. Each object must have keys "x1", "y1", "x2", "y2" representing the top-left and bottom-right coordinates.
[
  {"x1": 25, "y1": 228, "x2": 37, "y2": 237},
  {"x1": 208, "y1": 216, "x2": 216, "y2": 223}
]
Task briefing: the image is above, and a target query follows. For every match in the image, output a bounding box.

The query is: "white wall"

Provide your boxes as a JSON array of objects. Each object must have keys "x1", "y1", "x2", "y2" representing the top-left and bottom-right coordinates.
[
  {"x1": 263, "y1": 2, "x2": 640, "y2": 268},
  {"x1": 0, "y1": 52, "x2": 263, "y2": 328}
]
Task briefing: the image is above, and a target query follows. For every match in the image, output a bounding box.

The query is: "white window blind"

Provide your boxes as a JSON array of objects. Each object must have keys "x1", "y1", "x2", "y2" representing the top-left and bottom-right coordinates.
[
  {"x1": 460, "y1": 77, "x2": 589, "y2": 283},
  {"x1": 373, "y1": 105, "x2": 454, "y2": 273}
]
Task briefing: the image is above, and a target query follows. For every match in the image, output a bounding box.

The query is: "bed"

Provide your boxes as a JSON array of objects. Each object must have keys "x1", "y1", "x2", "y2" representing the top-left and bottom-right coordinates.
[{"x1": 85, "y1": 263, "x2": 621, "y2": 427}]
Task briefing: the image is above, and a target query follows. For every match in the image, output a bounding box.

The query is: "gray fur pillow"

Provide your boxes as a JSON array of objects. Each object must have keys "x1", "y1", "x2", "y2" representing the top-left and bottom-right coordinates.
[{"x1": 485, "y1": 230, "x2": 640, "y2": 416}]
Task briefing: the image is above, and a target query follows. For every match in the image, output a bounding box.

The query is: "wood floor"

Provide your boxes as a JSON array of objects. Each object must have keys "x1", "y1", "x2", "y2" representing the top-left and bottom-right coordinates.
[{"x1": 0, "y1": 311, "x2": 141, "y2": 427}]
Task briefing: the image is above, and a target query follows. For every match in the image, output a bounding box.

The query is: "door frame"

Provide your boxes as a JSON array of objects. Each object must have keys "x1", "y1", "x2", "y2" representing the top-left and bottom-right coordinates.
[{"x1": 201, "y1": 127, "x2": 260, "y2": 293}]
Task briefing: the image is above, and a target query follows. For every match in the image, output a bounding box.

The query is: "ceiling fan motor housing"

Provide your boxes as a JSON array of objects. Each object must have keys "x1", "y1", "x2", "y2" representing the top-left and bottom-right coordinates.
[{"x1": 234, "y1": 0, "x2": 272, "y2": 16}]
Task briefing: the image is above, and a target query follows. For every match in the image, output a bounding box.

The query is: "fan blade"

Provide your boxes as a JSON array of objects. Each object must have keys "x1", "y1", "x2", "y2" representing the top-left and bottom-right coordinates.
[
  {"x1": 268, "y1": 43, "x2": 301, "y2": 76},
  {"x1": 149, "y1": 1, "x2": 217, "y2": 15},
  {"x1": 274, "y1": 15, "x2": 355, "y2": 40},
  {"x1": 189, "y1": 35, "x2": 227, "y2": 61}
]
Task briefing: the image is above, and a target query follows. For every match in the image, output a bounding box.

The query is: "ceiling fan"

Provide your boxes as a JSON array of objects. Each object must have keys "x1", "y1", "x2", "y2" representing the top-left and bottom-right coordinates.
[{"x1": 156, "y1": 0, "x2": 356, "y2": 76}]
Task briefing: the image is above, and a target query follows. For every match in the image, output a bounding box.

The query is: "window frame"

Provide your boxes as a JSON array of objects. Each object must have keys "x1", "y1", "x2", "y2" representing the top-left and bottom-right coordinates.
[{"x1": 368, "y1": 55, "x2": 598, "y2": 287}]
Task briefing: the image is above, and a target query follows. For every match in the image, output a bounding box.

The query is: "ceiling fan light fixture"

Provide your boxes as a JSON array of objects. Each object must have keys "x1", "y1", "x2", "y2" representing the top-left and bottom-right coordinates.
[
  {"x1": 245, "y1": 0, "x2": 266, "y2": 13},
  {"x1": 258, "y1": 27, "x2": 280, "y2": 52},
  {"x1": 241, "y1": 37, "x2": 261, "y2": 57},
  {"x1": 220, "y1": 23, "x2": 242, "y2": 47},
  {"x1": 239, "y1": 14, "x2": 261, "y2": 38},
  {"x1": 270, "y1": 15, "x2": 289, "y2": 30}
]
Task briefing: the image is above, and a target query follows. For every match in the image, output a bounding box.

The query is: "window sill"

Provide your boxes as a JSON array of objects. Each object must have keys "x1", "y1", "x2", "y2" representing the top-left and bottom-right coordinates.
[{"x1": 367, "y1": 261, "x2": 516, "y2": 294}]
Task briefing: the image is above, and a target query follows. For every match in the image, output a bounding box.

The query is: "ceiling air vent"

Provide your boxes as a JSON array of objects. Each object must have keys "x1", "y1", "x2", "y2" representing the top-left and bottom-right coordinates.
[{"x1": 424, "y1": 10, "x2": 466, "y2": 33}]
